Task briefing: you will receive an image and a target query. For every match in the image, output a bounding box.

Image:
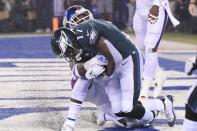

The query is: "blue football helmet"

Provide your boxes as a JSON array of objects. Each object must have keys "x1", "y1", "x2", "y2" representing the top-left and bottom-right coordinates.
[{"x1": 63, "y1": 5, "x2": 93, "y2": 29}]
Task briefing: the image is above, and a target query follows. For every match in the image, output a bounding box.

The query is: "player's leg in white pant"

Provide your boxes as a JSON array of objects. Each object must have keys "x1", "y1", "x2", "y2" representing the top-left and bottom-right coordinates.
[
  {"x1": 141, "y1": 6, "x2": 168, "y2": 99},
  {"x1": 133, "y1": 9, "x2": 151, "y2": 99},
  {"x1": 61, "y1": 79, "x2": 92, "y2": 130},
  {"x1": 119, "y1": 55, "x2": 135, "y2": 112},
  {"x1": 104, "y1": 74, "x2": 122, "y2": 114},
  {"x1": 153, "y1": 67, "x2": 167, "y2": 98},
  {"x1": 141, "y1": 51, "x2": 159, "y2": 99},
  {"x1": 88, "y1": 79, "x2": 128, "y2": 128},
  {"x1": 118, "y1": 49, "x2": 141, "y2": 113},
  {"x1": 133, "y1": 10, "x2": 147, "y2": 59},
  {"x1": 85, "y1": 80, "x2": 120, "y2": 126}
]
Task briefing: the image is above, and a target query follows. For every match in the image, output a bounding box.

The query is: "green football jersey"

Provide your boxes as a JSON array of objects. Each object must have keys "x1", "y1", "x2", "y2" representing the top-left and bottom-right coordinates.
[{"x1": 74, "y1": 19, "x2": 136, "y2": 59}]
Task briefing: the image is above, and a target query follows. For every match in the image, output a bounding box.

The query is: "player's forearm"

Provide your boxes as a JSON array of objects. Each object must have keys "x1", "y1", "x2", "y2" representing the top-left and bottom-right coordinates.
[
  {"x1": 106, "y1": 59, "x2": 115, "y2": 76},
  {"x1": 72, "y1": 64, "x2": 86, "y2": 78}
]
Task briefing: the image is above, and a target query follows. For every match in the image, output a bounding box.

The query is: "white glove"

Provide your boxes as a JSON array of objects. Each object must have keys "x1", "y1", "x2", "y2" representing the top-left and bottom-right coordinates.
[
  {"x1": 85, "y1": 65, "x2": 105, "y2": 80},
  {"x1": 84, "y1": 54, "x2": 108, "y2": 70}
]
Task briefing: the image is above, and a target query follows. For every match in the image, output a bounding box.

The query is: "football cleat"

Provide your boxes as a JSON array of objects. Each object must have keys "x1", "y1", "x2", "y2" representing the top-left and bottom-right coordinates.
[{"x1": 162, "y1": 95, "x2": 176, "y2": 127}]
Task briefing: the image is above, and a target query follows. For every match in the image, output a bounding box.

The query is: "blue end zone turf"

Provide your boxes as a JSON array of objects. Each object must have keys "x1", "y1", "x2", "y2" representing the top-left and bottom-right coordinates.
[
  {"x1": 100, "y1": 127, "x2": 159, "y2": 131},
  {"x1": 0, "y1": 36, "x2": 55, "y2": 58},
  {"x1": 0, "y1": 62, "x2": 16, "y2": 67}
]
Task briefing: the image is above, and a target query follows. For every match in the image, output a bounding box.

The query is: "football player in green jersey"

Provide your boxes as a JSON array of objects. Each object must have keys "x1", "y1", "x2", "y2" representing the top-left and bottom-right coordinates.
[{"x1": 51, "y1": 5, "x2": 176, "y2": 131}]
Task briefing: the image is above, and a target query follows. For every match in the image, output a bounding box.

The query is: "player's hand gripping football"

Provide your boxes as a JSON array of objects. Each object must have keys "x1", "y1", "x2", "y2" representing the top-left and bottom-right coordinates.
[
  {"x1": 148, "y1": 5, "x2": 159, "y2": 24},
  {"x1": 85, "y1": 65, "x2": 105, "y2": 80}
]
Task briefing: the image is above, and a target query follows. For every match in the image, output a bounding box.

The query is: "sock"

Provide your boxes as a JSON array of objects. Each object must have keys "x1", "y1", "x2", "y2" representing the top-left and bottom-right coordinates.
[
  {"x1": 65, "y1": 101, "x2": 82, "y2": 128},
  {"x1": 143, "y1": 52, "x2": 158, "y2": 79}
]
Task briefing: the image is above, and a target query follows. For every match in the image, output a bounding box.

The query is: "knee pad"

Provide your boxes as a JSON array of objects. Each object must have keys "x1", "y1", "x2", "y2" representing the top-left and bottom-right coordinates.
[{"x1": 115, "y1": 104, "x2": 145, "y2": 120}]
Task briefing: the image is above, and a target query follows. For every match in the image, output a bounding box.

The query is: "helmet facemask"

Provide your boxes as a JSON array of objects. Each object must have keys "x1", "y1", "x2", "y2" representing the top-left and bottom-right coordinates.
[
  {"x1": 57, "y1": 30, "x2": 80, "y2": 62},
  {"x1": 63, "y1": 8, "x2": 93, "y2": 29}
]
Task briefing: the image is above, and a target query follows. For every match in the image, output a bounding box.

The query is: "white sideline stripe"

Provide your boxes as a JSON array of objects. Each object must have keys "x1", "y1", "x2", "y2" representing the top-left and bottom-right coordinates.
[
  {"x1": 0, "y1": 34, "x2": 50, "y2": 38},
  {"x1": 0, "y1": 68, "x2": 70, "y2": 71},
  {"x1": 0, "y1": 58, "x2": 65, "y2": 62},
  {"x1": 0, "y1": 72, "x2": 70, "y2": 76},
  {"x1": 14, "y1": 63, "x2": 69, "y2": 67}
]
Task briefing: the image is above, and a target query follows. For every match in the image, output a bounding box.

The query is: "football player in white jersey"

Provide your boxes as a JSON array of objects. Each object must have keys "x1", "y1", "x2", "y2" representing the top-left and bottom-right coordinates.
[{"x1": 133, "y1": 0, "x2": 179, "y2": 99}]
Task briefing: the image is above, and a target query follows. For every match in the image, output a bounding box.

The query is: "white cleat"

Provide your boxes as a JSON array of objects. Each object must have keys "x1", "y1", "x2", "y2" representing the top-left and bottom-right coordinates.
[
  {"x1": 163, "y1": 95, "x2": 176, "y2": 127},
  {"x1": 61, "y1": 124, "x2": 74, "y2": 131},
  {"x1": 153, "y1": 69, "x2": 167, "y2": 98}
]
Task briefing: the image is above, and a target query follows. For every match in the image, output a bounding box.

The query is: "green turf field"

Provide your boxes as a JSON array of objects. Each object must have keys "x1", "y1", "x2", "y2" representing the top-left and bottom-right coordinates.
[
  {"x1": 163, "y1": 32, "x2": 197, "y2": 45},
  {"x1": 128, "y1": 32, "x2": 197, "y2": 45}
]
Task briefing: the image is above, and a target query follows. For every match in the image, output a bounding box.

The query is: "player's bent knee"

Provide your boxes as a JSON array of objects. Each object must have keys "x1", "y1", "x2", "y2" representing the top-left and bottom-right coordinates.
[
  {"x1": 145, "y1": 47, "x2": 157, "y2": 53},
  {"x1": 115, "y1": 104, "x2": 145, "y2": 120}
]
